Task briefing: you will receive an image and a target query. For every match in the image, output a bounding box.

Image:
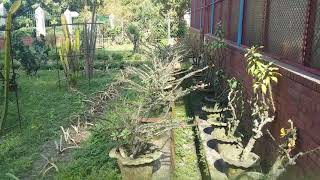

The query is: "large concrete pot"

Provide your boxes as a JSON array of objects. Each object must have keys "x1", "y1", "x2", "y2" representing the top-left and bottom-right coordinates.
[
  {"x1": 220, "y1": 145, "x2": 260, "y2": 178},
  {"x1": 109, "y1": 147, "x2": 162, "y2": 180}
]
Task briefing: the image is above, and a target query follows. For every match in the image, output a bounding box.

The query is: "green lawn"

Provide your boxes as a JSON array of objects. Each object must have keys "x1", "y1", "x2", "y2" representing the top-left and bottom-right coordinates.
[
  {"x1": 0, "y1": 70, "x2": 119, "y2": 178},
  {"x1": 0, "y1": 44, "x2": 202, "y2": 179}
]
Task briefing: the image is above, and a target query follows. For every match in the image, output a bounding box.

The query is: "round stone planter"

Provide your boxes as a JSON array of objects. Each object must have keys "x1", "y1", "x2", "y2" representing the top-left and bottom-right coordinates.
[
  {"x1": 233, "y1": 171, "x2": 265, "y2": 180},
  {"x1": 220, "y1": 145, "x2": 260, "y2": 169},
  {"x1": 219, "y1": 145, "x2": 260, "y2": 178},
  {"x1": 203, "y1": 96, "x2": 218, "y2": 103},
  {"x1": 109, "y1": 147, "x2": 162, "y2": 180},
  {"x1": 202, "y1": 105, "x2": 222, "y2": 114},
  {"x1": 207, "y1": 117, "x2": 233, "y2": 127},
  {"x1": 212, "y1": 130, "x2": 241, "y2": 144}
]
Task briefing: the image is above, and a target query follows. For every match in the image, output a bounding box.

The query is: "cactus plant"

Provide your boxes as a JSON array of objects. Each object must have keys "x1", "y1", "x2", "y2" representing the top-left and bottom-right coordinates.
[{"x1": 0, "y1": 0, "x2": 22, "y2": 132}]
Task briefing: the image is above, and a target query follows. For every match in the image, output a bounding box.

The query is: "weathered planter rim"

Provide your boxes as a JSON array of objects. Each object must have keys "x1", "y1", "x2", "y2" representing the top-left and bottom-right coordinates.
[
  {"x1": 212, "y1": 131, "x2": 242, "y2": 144},
  {"x1": 109, "y1": 147, "x2": 162, "y2": 166},
  {"x1": 220, "y1": 145, "x2": 260, "y2": 169}
]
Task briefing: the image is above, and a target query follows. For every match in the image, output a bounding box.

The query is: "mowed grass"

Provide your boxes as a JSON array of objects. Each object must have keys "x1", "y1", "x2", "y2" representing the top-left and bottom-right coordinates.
[{"x1": 0, "y1": 69, "x2": 118, "y2": 178}]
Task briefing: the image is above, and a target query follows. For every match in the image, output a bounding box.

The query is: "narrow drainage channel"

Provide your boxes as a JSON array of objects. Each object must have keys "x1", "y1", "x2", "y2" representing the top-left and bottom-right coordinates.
[
  {"x1": 192, "y1": 124, "x2": 211, "y2": 180},
  {"x1": 183, "y1": 91, "x2": 212, "y2": 180}
]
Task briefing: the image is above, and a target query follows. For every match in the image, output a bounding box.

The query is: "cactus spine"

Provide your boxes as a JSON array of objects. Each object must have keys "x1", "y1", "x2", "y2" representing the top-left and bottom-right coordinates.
[{"x1": 0, "y1": 0, "x2": 22, "y2": 132}]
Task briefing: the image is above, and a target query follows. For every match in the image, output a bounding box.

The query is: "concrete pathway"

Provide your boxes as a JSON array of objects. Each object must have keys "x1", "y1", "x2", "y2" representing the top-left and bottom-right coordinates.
[{"x1": 152, "y1": 132, "x2": 173, "y2": 180}]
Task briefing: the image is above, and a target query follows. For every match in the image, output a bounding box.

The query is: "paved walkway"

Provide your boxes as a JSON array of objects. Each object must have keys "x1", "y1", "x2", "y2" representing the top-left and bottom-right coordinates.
[{"x1": 152, "y1": 132, "x2": 173, "y2": 180}]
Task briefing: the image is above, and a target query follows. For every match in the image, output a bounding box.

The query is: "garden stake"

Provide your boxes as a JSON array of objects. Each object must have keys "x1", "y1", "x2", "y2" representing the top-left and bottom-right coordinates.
[{"x1": 53, "y1": 25, "x2": 61, "y2": 88}]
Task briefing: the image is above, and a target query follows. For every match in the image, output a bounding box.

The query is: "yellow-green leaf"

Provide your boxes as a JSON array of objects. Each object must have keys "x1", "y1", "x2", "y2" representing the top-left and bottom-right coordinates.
[
  {"x1": 280, "y1": 128, "x2": 287, "y2": 137},
  {"x1": 271, "y1": 76, "x2": 278, "y2": 83},
  {"x1": 265, "y1": 77, "x2": 271, "y2": 86},
  {"x1": 261, "y1": 84, "x2": 267, "y2": 94},
  {"x1": 8, "y1": 0, "x2": 22, "y2": 14}
]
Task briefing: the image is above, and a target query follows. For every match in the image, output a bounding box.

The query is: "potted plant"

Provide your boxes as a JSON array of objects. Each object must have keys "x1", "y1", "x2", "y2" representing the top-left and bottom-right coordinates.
[
  {"x1": 234, "y1": 120, "x2": 320, "y2": 180},
  {"x1": 108, "y1": 100, "x2": 173, "y2": 180},
  {"x1": 120, "y1": 44, "x2": 208, "y2": 118},
  {"x1": 109, "y1": 44, "x2": 206, "y2": 179},
  {"x1": 196, "y1": 22, "x2": 227, "y2": 94},
  {"x1": 210, "y1": 78, "x2": 244, "y2": 144},
  {"x1": 220, "y1": 46, "x2": 281, "y2": 176}
]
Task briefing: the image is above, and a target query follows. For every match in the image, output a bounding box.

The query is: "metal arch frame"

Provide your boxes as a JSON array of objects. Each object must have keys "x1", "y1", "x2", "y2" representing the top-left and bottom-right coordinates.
[
  {"x1": 1, "y1": 28, "x2": 22, "y2": 133},
  {"x1": 51, "y1": 22, "x2": 104, "y2": 87}
]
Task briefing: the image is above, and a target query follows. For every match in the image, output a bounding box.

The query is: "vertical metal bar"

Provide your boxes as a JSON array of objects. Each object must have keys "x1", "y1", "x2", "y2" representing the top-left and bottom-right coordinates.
[
  {"x1": 262, "y1": 0, "x2": 270, "y2": 49},
  {"x1": 210, "y1": 0, "x2": 215, "y2": 34},
  {"x1": 14, "y1": 86, "x2": 22, "y2": 129},
  {"x1": 237, "y1": 0, "x2": 245, "y2": 46},
  {"x1": 192, "y1": 0, "x2": 195, "y2": 28},
  {"x1": 10, "y1": 29, "x2": 22, "y2": 129},
  {"x1": 200, "y1": 0, "x2": 203, "y2": 30},
  {"x1": 302, "y1": 0, "x2": 318, "y2": 66},
  {"x1": 53, "y1": 25, "x2": 61, "y2": 88},
  {"x1": 226, "y1": 0, "x2": 232, "y2": 39}
]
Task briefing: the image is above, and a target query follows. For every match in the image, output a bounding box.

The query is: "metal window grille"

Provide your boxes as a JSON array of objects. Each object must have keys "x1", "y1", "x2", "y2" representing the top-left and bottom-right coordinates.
[
  {"x1": 221, "y1": 0, "x2": 229, "y2": 36},
  {"x1": 243, "y1": 0, "x2": 264, "y2": 47},
  {"x1": 229, "y1": 0, "x2": 240, "y2": 42},
  {"x1": 204, "y1": 0, "x2": 212, "y2": 34},
  {"x1": 312, "y1": 1, "x2": 320, "y2": 68},
  {"x1": 266, "y1": 0, "x2": 308, "y2": 62},
  {"x1": 213, "y1": 1, "x2": 222, "y2": 33},
  {"x1": 191, "y1": 0, "x2": 196, "y2": 28},
  {"x1": 190, "y1": 0, "x2": 320, "y2": 71}
]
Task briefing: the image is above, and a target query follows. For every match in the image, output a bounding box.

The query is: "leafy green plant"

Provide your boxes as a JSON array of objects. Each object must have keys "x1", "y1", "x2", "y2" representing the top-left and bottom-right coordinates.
[
  {"x1": 245, "y1": 46, "x2": 281, "y2": 111},
  {"x1": 105, "y1": 95, "x2": 184, "y2": 159},
  {"x1": 0, "y1": 0, "x2": 22, "y2": 132},
  {"x1": 220, "y1": 46, "x2": 281, "y2": 169},
  {"x1": 182, "y1": 32, "x2": 201, "y2": 66},
  {"x1": 11, "y1": 27, "x2": 50, "y2": 75},
  {"x1": 111, "y1": 53, "x2": 124, "y2": 61},
  {"x1": 235, "y1": 121, "x2": 320, "y2": 180},
  {"x1": 240, "y1": 46, "x2": 281, "y2": 160},
  {"x1": 226, "y1": 78, "x2": 244, "y2": 136},
  {"x1": 120, "y1": 45, "x2": 207, "y2": 116},
  {"x1": 204, "y1": 22, "x2": 226, "y2": 68},
  {"x1": 59, "y1": 15, "x2": 81, "y2": 87},
  {"x1": 127, "y1": 23, "x2": 141, "y2": 53},
  {"x1": 176, "y1": 21, "x2": 188, "y2": 38}
]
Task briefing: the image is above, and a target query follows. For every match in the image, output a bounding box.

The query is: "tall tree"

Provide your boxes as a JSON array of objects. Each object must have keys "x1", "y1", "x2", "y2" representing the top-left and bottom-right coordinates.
[{"x1": 152, "y1": 0, "x2": 190, "y2": 37}]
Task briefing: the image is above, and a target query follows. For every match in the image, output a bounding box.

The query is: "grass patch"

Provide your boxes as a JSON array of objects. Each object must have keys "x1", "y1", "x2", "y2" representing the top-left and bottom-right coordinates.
[
  {"x1": 0, "y1": 70, "x2": 118, "y2": 178},
  {"x1": 173, "y1": 101, "x2": 201, "y2": 180},
  {"x1": 55, "y1": 128, "x2": 121, "y2": 180},
  {"x1": 56, "y1": 89, "x2": 139, "y2": 179}
]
